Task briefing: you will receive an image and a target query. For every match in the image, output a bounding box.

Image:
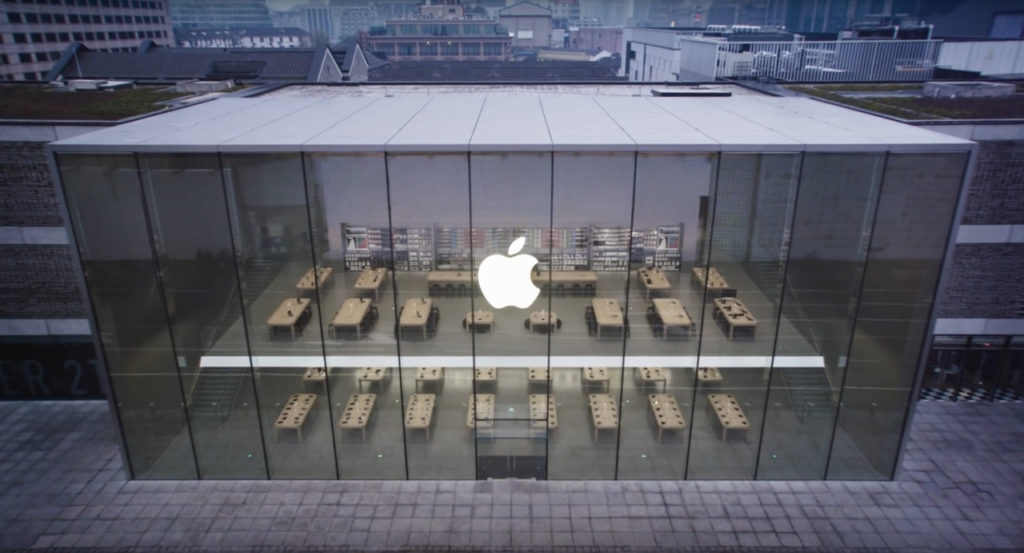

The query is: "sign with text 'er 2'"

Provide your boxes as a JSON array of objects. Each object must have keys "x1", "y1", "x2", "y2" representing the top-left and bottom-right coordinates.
[{"x1": 0, "y1": 340, "x2": 102, "y2": 400}]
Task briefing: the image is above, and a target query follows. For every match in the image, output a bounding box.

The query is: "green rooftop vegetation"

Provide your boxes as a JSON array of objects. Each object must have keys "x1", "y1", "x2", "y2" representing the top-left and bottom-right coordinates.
[
  {"x1": 791, "y1": 83, "x2": 1024, "y2": 120},
  {"x1": 0, "y1": 85, "x2": 192, "y2": 121}
]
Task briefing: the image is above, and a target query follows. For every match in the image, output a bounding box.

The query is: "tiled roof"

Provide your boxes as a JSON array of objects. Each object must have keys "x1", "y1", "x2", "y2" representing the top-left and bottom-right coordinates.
[{"x1": 48, "y1": 43, "x2": 329, "y2": 82}]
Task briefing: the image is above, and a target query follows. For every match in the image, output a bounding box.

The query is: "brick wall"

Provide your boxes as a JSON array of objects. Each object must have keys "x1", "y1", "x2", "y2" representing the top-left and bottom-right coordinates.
[
  {"x1": 0, "y1": 245, "x2": 85, "y2": 318},
  {"x1": 961, "y1": 140, "x2": 1024, "y2": 226},
  {"x1": 0, "y1": 141, "x2": 64, "y2": 227},
  {"x1": 937, "y1": 243, "x2": 1024, "y2": 319},
  {"x1": 0, "y1": 140, "x2": 86, "y2": 320}
]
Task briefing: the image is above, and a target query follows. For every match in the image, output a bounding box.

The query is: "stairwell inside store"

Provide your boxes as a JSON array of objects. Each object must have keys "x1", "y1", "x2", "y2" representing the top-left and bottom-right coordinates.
[
  {"x1": 188, "y1": 257, "x2": 286, "y2": 420},
  {"x1": 779, "y1": 367, "x2": 836, "y2": 421}
]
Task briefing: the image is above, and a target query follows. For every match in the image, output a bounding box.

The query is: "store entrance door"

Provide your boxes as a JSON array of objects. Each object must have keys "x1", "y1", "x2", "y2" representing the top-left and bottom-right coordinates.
[{"x1": 473, "y1": 412, "x2": 549, "y2": 480}]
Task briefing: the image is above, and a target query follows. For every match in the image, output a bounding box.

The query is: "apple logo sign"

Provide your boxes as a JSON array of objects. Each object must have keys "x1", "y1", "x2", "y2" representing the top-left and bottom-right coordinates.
[{"x1": 478, "y1": 236, "x2": 540, "y2": 309}]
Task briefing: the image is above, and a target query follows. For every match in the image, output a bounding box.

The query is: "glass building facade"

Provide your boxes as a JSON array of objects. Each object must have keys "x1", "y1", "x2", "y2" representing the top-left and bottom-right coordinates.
[{"x1": 50, "y1": 91, "x2": 972, "y2": 480}]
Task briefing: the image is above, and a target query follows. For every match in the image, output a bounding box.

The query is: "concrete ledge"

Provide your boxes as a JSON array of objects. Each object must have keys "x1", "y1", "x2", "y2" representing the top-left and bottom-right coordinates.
[
  {"x1": 934, "y1": 318, "x2": 1024, "y2": 335},
  {"x1": 0, "y1": 318, "x2": 90, "y2": 336},
  {"x1": 0, "y1": 226, "x2": 69, "y2": 245},
  {"x1": 955, "y1": 224, "x2": 1024, "y2": 244}
]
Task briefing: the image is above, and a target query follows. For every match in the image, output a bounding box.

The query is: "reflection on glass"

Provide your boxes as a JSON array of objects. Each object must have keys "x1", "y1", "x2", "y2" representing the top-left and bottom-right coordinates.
[
  {"x1": 756, "y1": 153, "x2": 880, "y2": 479},
  {"x1": 547, "y1": 152, "x2": 634, "y2": 480},
  {"x1": 222, "y1": 154, "x2": 335, "y2": 479},
  {"x1": 469, "y1": 153, "x2": 551, "y2": 479},
  {"x1": 688, "y1": 154, "x2": 796, "y2": 479},
  {"x1": 619, "y1": 153, "x2": 714, "y2": 479},
  {"x1": 387, "y1": 153, "x2": 474, "y2": 479},
  {"x1": 829, "y1": 152, "x2": 967, "y2": 480},
  {"x1": 140, "y1": 154, "x2": 267, "y2": 479},
  {"x1": 60, "y1": 154, "x2": 196, "y2": 479},
  {"x1": 305, "y1": 153, "x2": 405, "y2": 479}
]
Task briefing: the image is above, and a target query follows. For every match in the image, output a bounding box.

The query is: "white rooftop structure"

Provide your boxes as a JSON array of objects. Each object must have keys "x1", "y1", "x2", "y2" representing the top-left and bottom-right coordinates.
[{"x1": 50, "y1": 85, "x2": 971, "y2": 154}]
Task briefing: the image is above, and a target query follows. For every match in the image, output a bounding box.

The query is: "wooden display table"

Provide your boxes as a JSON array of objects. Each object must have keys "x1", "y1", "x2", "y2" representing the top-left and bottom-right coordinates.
[
  {"x1": 329, "y1": 297, "x2": 373, "y2": 339},
  {"x1": 588, "y1": 393, "x2": 619, "y2": 442},
  {"x1": 637, "y1": 266, "x2": 671, "y2": 299},
  {"x1": 404, "y1": 393, "x2": 436, "y2": 440},
  {"x1": 266, "y1": 298, "x2": 310, "y2": 339},
  {"x1": 691, "y1": 267, "x2": 736, "y2": 297},
  {"x1": 399, "y1": 297, "x2": 433, "y2": 340},
  {"x1": 296, "y1": 266, "x2": 333, "y2": 296},
  {"x1": 303, "y1": 367, "x2": 326, "y2": 388},
  {"x1": 274, "y1": 393, "x2": 316, "y2": 442},
  {"x1": 427, "y1": 271, "x2": 472, "y2": 296},
  {"x1": 527, "y1": 310, "x2": 559, "y2": 333},
  {"x1": 529, "y1": 393, "x2": 558, "y2": 431},
  {"x1": 581, "y1": 366, "x2": 610, "y2": 391},
  {"x1": 592, "y1": 298, "x2": 624, "y2": 338},
  {"x1": 473, "y1": 367, "x2": 497, "y2": 390},
  {"x1": 652, "y1": 298, "x2": 694, "y2": 338},
  {"x1": 357, "y1": 367, "x2": 389, "y2": 392},
  {"x1": 464, "y1": 310, "x2": 494, "y2": 332},
  {"x1": 415, "y1": 366, "x2": 444, "y2": 392},
  {"x1": 697, "y1": 367, "x2": 723, "y2": 384},
  {"x1": 707, "y1": 393, "x2": 751, "y2": 442},
  {"x1": 465, "y1": 393, "x2": 495, "y2": 430},
  {"x1": 648, "y1": 393, "x2": 685, "y2": 443},
  {"x1": 634, "y1": 366, "x2": 667, "y2": 391},
  {"x1": 528, "y1": 367, "x2": 549, "y2": 387},
  {"x1": 354, "y1": 267, "x2": 387, "y2": 301},
  {"x1": 531, "y1": 271, "x2": 598, "y2": 296},
  {"x1": 337, "y1": 393, "x2": 375, "y2": 441},
  {"x1": 712, "y1": 297, "x2": 758, "y2": 339}
]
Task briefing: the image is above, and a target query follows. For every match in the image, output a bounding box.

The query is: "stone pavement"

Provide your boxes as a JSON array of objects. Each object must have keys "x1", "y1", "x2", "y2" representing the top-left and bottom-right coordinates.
[{"x1": 0, "y1": 399, "x2": 1021, "y2": 552}]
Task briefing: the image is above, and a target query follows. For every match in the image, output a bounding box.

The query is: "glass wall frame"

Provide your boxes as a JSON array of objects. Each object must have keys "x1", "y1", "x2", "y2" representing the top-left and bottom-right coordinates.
[{"x1": 55, "y1": 146, "x2": 970, "y2": 482}]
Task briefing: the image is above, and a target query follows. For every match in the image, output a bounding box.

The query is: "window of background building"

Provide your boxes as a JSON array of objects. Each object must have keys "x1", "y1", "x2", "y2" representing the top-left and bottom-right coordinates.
[
  {"x1": 14, "y1": 33, "x2": 27, "y2": 43},
  {"x1": 399, "y1": 24, "x2": 416, "y2": 35},
  {"x1": 462, "y1": 42, "x2": 479, "y2": 56},
  {"x1": 398, "y1": 42, "x2": 414, "y2": 56},
  {"x1": 483, "y1": 42, "x2": 501, "y2": 56},
  {"x1": 8, "y1": 12, "x2": 22, "y2": 23},
  {"x1": 19, "y1": 53, "x2": 33, "y2": 63},
  {"x1": 25, "y1": 13, "x2": 38, "y2": 23},
  {"x1": 419, "y1": 42, "x2": 437, "y2": 56},
  {"x1": 441, "y1": 42, "x2": 457, "y2": 56},
  {"x1": 463, "y1": 24, "x2": 479, "y2": 34}
]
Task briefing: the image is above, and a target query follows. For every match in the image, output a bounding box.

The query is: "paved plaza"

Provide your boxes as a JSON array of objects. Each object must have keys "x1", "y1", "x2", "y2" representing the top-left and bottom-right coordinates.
[{"x1": 0, "y1": 399, "x2": 1021, "y2": 552}]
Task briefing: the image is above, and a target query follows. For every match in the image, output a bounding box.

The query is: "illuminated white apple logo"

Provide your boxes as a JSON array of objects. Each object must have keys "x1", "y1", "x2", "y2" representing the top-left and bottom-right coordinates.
[{"x1": 478, "y1": 236, "x2": 540, "y2": 309}]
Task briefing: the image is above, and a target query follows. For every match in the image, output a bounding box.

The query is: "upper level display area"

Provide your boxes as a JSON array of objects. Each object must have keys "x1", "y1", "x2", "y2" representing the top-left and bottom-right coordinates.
[{"x1": 48, "y1": 85, "x2": 972, "y2": 154}]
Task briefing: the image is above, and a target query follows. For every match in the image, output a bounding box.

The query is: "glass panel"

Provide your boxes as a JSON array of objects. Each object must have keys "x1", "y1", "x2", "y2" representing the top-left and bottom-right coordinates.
[
  {"x1": 222, "y1": 153, "x2": 335, "y2": 479},
  {"x1": 619, "y1": 153, "x2": 715, "y2": 479},
  {"x1": 828, "y1": 152, "x2": 968, "y2": 480},
  {"x1": 305, "y1": 153, "x2": 404, "y2": 479},
  {"x1": 922, "y1": 335, "x2": 967, "y2": 396},
  {"x1": 59, "y1": 154, "x2": 197, "y2": 478},
  {"x1": 688, "y1": 153, "x2": 795, "y2": 479},
  {"x1": 995, "y1": 338, "x2": 1024, "y2": 401},
  {"x1": 961, "y1": 336, "x2": 1006, "y2": 399},
  {"x1": 757, "y1": 153, "x2": 880, "y2": 479},
  {"x1": 548, "y1": 152, "x2": 634, "y2": 480},
  {"x1": 469, "y1": 152, "x2": 552, "y2": 477},
  {"x1": 139, "y1": 154, "x2": 267, "y2": 479},
  {"x1": 387, "y1": 153, "x2": 474, "y2": 479}
]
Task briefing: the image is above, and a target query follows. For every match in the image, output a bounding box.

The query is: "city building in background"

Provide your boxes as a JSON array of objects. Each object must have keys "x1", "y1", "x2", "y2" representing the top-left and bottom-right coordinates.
[
  {"x1": 498, "y1": 2, "x2": 552, "y2": 49},
  {"x1": 49, "y1": 84, "x2": 970, "y2": 481},
  {"x1": 0, "y1": 0, "x2": 173, "y2": 81},
  {"x1": 363, "y1": 0, "x2": 511, "y2": 61},
  {"x1": 175, "y1": 27, "x2": 312, "y2": 48},
  {"x1": 569, "y1": 26, "x2": 622, "y2": 53},
  {"x1": 166, "y1": 0, "x2": 273, "y2": 30}
]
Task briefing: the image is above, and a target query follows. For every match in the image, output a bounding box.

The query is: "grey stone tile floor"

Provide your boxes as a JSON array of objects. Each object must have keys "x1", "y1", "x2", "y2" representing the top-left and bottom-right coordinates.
[{"x1": 0, "y1": 399, "x2": 1021, "y2": 552}]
